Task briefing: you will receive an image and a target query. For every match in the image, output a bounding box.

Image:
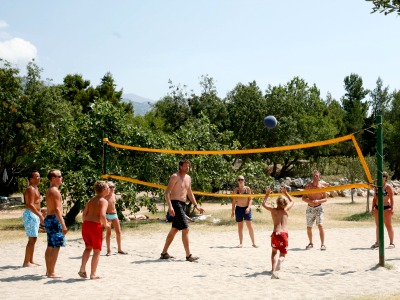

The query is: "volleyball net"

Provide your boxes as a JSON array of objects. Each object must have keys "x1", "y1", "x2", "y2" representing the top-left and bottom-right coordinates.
[{"x1": 101, "y1": 133, "x2": 374, "y2": 198}]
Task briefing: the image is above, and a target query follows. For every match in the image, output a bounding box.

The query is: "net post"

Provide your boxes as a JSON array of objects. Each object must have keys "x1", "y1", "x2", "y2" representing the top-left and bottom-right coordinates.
[
  {"x1": 376, "y1": 115, "x2": 384, "y2": 266},
  {"x1": 103, "y1": 138, "x2": 109, "y2": 175}
]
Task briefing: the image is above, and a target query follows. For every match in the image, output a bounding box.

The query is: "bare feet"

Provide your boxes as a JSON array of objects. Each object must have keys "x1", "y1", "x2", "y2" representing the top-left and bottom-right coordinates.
[
  {"x1": 90, "y1": 275, "x2": 102, "y2": 280},
  {"x1": 118, "y1": 250, "x2": 128, "y2": 255},
  {"x1": 47, "y1": 273, "x2": 62, "y2": 279},
  {"x1": 237, "y1": 244, "x2": 243, "y2": 248},
  {"x1": 78, "y1": 271, "x2": 87, "y2": 278},
  {"x1": 271, "y1": 272, "x2": 280, "y2": 279},
  {"x1": 106, "y1": 251, "x2": 111, "y2": 256},
  {"x1": 22, "y1": 262, "x2": 37, "y2": 267},
  {"x1": 252, "y1": 244, "x2": 258, "y2": 248}
]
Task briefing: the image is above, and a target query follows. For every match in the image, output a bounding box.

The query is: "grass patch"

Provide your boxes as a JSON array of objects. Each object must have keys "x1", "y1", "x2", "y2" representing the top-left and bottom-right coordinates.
[{"x1": 343, "y1": 212, "x2": 374, "y2": 222}]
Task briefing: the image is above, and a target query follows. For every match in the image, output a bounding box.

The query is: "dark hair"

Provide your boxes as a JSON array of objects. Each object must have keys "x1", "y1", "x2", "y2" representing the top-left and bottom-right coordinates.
[
  {"x1": 179, "y1": 159, "x2": 190, "y2": 167},
  {"x1": 28, "y1": 170, "x2": 39, "y2": 180}
]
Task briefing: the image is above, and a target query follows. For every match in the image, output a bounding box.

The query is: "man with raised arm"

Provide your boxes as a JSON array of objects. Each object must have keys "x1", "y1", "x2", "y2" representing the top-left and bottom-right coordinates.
[
  {"x1": 44, "y1": 169, "x2": 67, "y2": 278},
  {"x1": 160, "y1": 159, "x2": 205, "y2": 262}
]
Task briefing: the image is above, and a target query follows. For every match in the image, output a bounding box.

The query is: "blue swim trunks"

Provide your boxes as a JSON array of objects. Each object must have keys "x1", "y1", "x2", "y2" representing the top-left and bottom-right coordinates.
[
  {"x1": 22, "y1": 209, "x2": 40, "y2": 237},
  {"x1": 106, "y1": 213, "x2": 118, "y2": 221},
  {"x1": 44, "y1": 215, "x2": 66, "y2": 248},
  {"x1": 235, "y1": 206, "x2": 252, "y2": 222}
]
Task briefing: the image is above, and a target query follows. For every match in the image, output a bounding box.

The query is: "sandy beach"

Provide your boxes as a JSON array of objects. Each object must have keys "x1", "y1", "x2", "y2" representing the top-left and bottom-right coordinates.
[{"x1": 1, "y1": 212, "x2": 400, "y2": 300}]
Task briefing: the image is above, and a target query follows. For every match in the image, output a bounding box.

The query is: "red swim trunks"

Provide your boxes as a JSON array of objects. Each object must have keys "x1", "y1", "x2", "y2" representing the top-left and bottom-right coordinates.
[
  {"x1": 270, "y1": 231, "x2": 289, "y2": 254},
  {"x1": 82, "y1": 221, "x2": 103, "y2": 250}
]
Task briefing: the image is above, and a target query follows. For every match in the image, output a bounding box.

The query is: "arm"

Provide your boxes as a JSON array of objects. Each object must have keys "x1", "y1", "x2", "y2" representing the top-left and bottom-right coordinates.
[
  {"x1": 282, "y1": 188, "x2": 294, "y2": 211},
  {"x1": 388, "y1": 184, "x2": 394, "y2": 214},
  {"x1": 262, "y1": 188, "x2": 274, "y2": 212},
  {"x1": 245, "y1": 187, "x2": 253, "y2": 213},
  {"x1": 302, "y1": 184, "x2": 312, "y2": 205},
  {"x1": 25, "y1": 188, "x2": 44, "y2": 224},
  {"x1": 100, "y1": 198, "x2": 109, "y2": 227},
  {"x1": 187, "y1": 180, "x2": 204, "y2": 214},
  {"x1": 51, "y1": 189, "x2": 68, "y2": 235},
  {"x1": 371, "y1": 188, "x2": 378, "y2": 214},
  {"x1": 82, "y1": 202, "x2": 89, "y2": 223},
  {"x1": 164, "y1": 174, "x2": 177, "y2": 216}
]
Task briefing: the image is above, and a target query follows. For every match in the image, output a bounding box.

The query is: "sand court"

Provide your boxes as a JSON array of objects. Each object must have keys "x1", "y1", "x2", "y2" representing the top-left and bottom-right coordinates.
[{"x1": 1, "y1": 224, "x2": 399, "y2": 300}]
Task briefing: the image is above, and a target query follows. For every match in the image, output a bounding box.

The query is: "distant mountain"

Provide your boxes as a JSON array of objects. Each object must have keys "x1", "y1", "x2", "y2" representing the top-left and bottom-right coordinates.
[{"x1": 122, "y1": 93, "x2": 157, "y2": 116}]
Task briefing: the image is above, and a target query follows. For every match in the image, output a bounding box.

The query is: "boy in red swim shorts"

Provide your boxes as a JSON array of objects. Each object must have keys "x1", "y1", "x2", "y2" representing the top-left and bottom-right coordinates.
[
  {"x1": 262, "y1": 187, "x2": 294, "y2": 279},
  {"x1": 78, "y1": 181, "x2": 110, "y2": 279}
]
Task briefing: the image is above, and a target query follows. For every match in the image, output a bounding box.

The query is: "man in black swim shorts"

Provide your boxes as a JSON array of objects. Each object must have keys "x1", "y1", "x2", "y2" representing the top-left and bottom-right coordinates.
[{"x1": 160, "y1": 159, "x2": 205, "y2": 262}]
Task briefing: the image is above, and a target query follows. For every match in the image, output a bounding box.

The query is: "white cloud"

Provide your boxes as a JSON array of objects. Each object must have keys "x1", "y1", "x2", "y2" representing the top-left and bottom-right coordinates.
[
  {"x1": 0, "y1": 20, "x2": 8, "y2": 29},
  {"x1": 0, "y1": 37, "x2": 37, "y2": 65}
]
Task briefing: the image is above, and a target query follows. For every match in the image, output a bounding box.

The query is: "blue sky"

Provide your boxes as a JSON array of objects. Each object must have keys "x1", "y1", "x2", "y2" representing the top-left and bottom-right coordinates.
[{"x1": 1, "y1": 0, "x2": 399, "y2": 101}]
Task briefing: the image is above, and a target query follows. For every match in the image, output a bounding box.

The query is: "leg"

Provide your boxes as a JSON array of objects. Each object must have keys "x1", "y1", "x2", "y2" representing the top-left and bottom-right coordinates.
[
  {"x1": 271, "y1": 249, "x2": 279, "y2": 279},
  {"x1": 307, "y1": 226, "x2": 313, "y2": 245},
  {"x1": 318, "y1": 224, "x2": 325, "y2": 247},
  {"x1": 384, "y1": 211, "x2": 395, "y2": 245},
  {"x1": 161, "y1": 227, "x2": 179, "y2": 254},
  {"x1": 237, "y1": 221, "x2": 244, "y2": 247},
  {"x1": 90, "y1": 249, "x2": 101, "y2": 279},
  {"x1": 245, "y1": 220, "x2": 256, "y2": 247},
  {"x1": 106, "y1": 220, "x2": 112, "y2": 255},
  {"x1": 79, "y1": 246, "x2": 92, "y2": 278},
  {"x1": 45, "y1": 246, "x2": 61, "y2": 278},
  {"x1": 23, "y1": 237, "x2": 37, "y2": 267},
  {"x1": 181, "y1": 228, "x2": 191, "y2": 257},
  {"x1": 112, "y1": 219, "x2": 125, "y2": 253},
  {"x1": 276, "y1": 253, "x2": 286, "y2": 271}
]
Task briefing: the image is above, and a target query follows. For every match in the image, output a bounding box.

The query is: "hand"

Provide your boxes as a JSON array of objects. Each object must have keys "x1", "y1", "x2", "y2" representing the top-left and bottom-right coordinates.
[
  {"x1": 265, "y1": 187, "x2": 271, "y2": 195},
  {"x1": 169, "y1": 208, "x2": 175, "y2": 217},
  {"x1": 231, "y1": 212, "x2": 234, "y2": 218},
  {"x1": 197, "y1": 207, "x2": 205, "y2": 214},
  {"x1": 62, "y1": 228, "x2": 68, "y2": 235},
  {"x1": 280, "y1": 187, "x2": 287, "y2": 194}
]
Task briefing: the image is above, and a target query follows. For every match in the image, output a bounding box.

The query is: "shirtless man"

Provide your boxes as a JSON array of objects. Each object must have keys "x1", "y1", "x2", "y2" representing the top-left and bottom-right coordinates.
[
  {"x1": 302, "y1": 170, "x2": 328, "y2": 251},
  {"x1": 44, "y1": 169, "x2": 67, "y2": 278},
  {"x1": 79, "y1": 181, "x2": 109, "y2": 279},
  {"x1": 22, "y1": 170, "x2": 44, "y2": 267},
  {"x1": 160, "y1": 159, "x2": 205, "y2": 262},
  {"x1": 231, "y1": 175, "x2": 257, "y2": 248},
  {"x1": 262, "y1": 187, "x2": 294, "y2": 279},
  {"x1": 105, "y1": 182, "x2": 127, "y2": 256}
]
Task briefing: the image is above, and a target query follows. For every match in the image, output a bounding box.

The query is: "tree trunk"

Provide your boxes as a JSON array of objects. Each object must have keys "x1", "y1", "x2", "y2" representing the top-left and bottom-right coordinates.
[{"x1": 64, "y1": 199, "x2": 81, "y2": 227}]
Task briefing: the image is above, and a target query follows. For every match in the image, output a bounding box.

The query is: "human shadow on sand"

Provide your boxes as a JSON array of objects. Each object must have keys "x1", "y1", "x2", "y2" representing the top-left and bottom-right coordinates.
[
  {"x1": 0, "y1": 265, "x2": 21, "y2": 271},
  {"x1": 0, "y1": 274, "x2": 45, "y2": 282}
]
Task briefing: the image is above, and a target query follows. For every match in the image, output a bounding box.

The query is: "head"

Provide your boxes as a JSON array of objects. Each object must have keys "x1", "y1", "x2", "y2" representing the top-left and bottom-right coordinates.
[
  {"x1": 237, "y1": 175, "x2": 245, "y2": 185},
  {"x1": 276, "y1": 196, "x2": 288, "y2": 209},
  {"x1": 178, "y1": 158, "x2": 190, "y2": 172},
  {"x1": 94, "y1": 181, "x2": 109, "y2": 195},
  {"x1": 312, "y1": 170, "x2": 320, "y2": 181},
  {"x1": 383, "y1": 172, "x2": 389, "y2": 181},
  {"x1": 28, "y1": 170, "x2": 40, "y2": 184},
  {"x1": 108, "y1": 181, "x2": 116, "y2": 192},
  {"x1": 47, "y1": 169, "x2": 62, "y2": 181}
]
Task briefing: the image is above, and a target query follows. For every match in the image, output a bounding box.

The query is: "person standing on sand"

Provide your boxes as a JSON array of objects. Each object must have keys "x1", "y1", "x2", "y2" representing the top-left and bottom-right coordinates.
[
  {"x1": 231, "y1": 175, "x2": 257, "y2": 248},
  {"x1": 22, "y1": 170, "x2": 44, "y2": 267},
  {"x1": 160, "y1": 159, "x2": 205, "y2": 262},
  {"x1": 262, "y1": 187, "x2": 294, "y2": 279},
  {"x1": 105, "y1": 182, "x2": 127, "y2": 256},
  {"x1": 78, "y1": 181, "x2": 110, "y2": 279},
  {"x1": 371, "y1": 171, "x2": 395, "y2": 249},
  {"x1": 302, "y1": 170, "x2": 328, "y2": 251},
  {"x1": 44, "y1": 169, "x2": 67, "y2": 278}
]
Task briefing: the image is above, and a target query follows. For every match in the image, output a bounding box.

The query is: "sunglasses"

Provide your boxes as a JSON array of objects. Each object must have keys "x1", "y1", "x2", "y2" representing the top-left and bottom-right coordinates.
[
  {"x1": 109, "y1": 186, "x2": 115, "y2": 188},
  {"x1": 238, "y1": 179, "x2": 244, "y2": 181}
]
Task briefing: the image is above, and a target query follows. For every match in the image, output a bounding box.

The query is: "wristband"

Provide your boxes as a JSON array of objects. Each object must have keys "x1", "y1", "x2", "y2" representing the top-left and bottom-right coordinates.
[{"x1": 194, "y1": 204, "x2": 198, "y2": 209}]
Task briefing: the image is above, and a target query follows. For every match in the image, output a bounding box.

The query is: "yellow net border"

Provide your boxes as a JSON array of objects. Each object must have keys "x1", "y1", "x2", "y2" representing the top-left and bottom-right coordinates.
[{"x1": 102, "y1": 133, "x2": 374, "y2": 198}]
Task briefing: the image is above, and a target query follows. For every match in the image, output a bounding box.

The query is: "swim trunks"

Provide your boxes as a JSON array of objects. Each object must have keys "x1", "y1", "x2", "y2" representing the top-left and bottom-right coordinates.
[
  {"x1": 171, "y1": 200, "x2": 188, "y2": 230},
  {"x1": 106, "y1": 213, "x2": 118, "y2": 221},
  {"x1": 374, "y1": 204, "x2": 392, "y2": 210},
  {"x1": 235, "y1": 206, "x2": 252, "y2": 222},
  {"x1": 82, "y1": 220, "x2": 103, "y2": 250},
  {"x1": 22, "y1": 209, "x2": 40, "y2": 237},
  {"x1": 306, "y1": 205, "x2": 324, "y2": 227},
  {"x1": 44, "y1": 215, "x2": 66, "y2": 248},
  {"x1": 271, "y1": 231, "x2": 289, "y2": 254}
]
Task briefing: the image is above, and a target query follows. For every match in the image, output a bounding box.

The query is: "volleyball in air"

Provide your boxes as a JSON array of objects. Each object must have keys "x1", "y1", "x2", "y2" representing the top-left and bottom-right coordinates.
[{"x1": 264, "y1": 115, "x2": 277, "y2": 129}]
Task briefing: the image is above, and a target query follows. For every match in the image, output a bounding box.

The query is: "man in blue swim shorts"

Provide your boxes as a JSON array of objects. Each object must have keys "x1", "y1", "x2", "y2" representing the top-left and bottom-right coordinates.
[
  {"x1": 22, "y1": 170, "x2": 44, "y2": 267},
  {"x1": 44, "y1": 169, "x2": 67, "y2": 278}
]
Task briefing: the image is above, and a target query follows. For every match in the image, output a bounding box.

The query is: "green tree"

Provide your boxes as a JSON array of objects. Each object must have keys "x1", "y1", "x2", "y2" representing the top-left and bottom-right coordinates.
[
  {"x1": 366, "y1": 0, "x2": 400, "y2": 15},
  {"x1": 385, "y1": 90, "x2": 400, "y2": 178}
]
